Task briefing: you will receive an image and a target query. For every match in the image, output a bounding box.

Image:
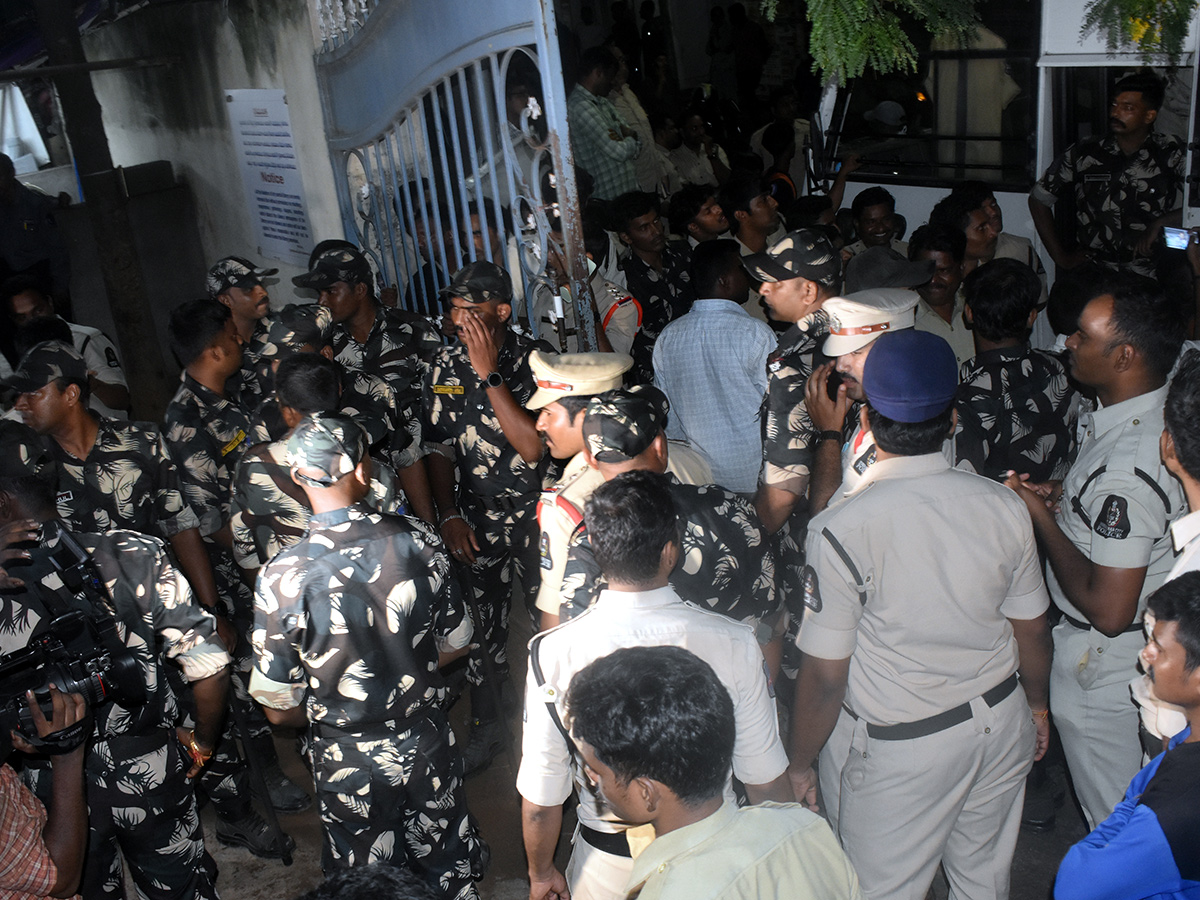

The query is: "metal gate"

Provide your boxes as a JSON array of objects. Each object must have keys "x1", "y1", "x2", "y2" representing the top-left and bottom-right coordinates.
[{"x1": 310, "y1": 0, "x2": 596, "y2": 347}]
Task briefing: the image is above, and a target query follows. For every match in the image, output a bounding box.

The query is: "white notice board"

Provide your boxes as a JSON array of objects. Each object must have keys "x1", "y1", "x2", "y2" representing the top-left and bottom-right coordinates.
[{"x1": 225, "y1": 89, "x2": 313, "y2": 267}]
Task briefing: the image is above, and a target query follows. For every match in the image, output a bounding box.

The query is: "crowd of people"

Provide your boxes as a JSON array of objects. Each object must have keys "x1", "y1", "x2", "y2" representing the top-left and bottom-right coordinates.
[{"x1": 2, "y1": 41, "x2": 1200, "y2": 900}]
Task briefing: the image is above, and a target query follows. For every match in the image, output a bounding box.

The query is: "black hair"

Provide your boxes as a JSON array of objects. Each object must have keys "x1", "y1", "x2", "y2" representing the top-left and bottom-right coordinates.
[
  {"x1": 851, "y1": 186, "x2": 895, "y2": 220},
  {"x1": 907, "y1": 222, "x2": 966, "y2": 264},
  {"x1": 962, "y1": 258, "x2": 1041, "y2": 342},
  {"x1": 649, "y1": 110, "x2": 676, "y2": 136},
  {"x1": 1114, "y1": 72, "x2": 1166, "y2": 112},
  {"x1": 928, "y1": 192, "x2": 978, "y2": 235},
  {"x1": 0, "y1": 471, "x2": 57, "y2": 520},
  {"x1": 1104, "y1": 274, "x2": 1186, "y2": 381},
  {"x1": 582, "y1": 216, "x2": 611, "y2": 266},
  {"x1": 566, "y1": 646, "x2": 735, "y2": 805},
  {"x1": 666, "y1": 184, "x2": 714, "y2": 235},
  {"x1": 1146, "y1": 571, "x2": 1200, "y2": 672},
  {"x1": 276, "y1": 354, "x2": 341, "y2": 414},
  {"x1": 689, "y1": 239, "x2": 743, "y2": 296},
  {"x1": 1046, "y1": 263, "x2": 1107, "y2": 337},
  {"x1": 308, "y1": 239, "x2": 357, "y2": 270},
  {"x1": 556, "y1": 395, "x2": 592, "y2": 420},
  {"x1": 761, "y1": 120, "x2": 794, "y2": 159},
  {"x1": 15, "y1": 316, "x2": 73, "y2": 358},
  {"x1": 169, "y1": 298, "x2": 231, "y2": 369},
  {"x1": 866, "y1": 405, "x2": 954, "y2": 456},
  {"x1": 584, "y1": 470, "x2": 678, "y2": 585},
  {"x1": 947, "y1": 180, "x2": 995, "y2": 212},
  {"x1": 292, "y1": 861, "x2": 439, "y2": 900},
  {"x1": 579, "y1": 46, "x2": 619, "y2": 78},
  {"x1": 612, "y1": 191, "x2": 659, "y2": 234},
  {"x1": 717, "y1": 174, "x2": 763, "y2": 235},
  {"x1": 1, "y1": 274, "x2": 51, "y2": 310},
  {"x1": 1166, "y1": 350, "x2": 1200, "y2": 480}
]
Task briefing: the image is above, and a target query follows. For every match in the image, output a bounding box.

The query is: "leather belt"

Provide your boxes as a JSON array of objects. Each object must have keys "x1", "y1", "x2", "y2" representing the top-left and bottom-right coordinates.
[
  {"x1": 578, "y1": 824, "x2": 631, "y2": 858},
  {"x1": 842, "y1": 673, "x2": 1019, "y2": 741},
  {"x1": 1060, "y1": 611, "x2": 1143, "y2": 634}
]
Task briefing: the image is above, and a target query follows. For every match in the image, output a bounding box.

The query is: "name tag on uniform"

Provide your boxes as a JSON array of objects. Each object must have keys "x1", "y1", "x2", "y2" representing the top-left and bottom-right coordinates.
[
  {"x1": 221, "y1": 430, "x2": 247, "y2": 457},
  {"x1": 1083, "y1": 174, "x2": 1111, "y2": 183},
  {"x1": 433, "y1": 384, "x2": 464, "y2": 395},
  {"x1": 56, "y1": 490, "x2": 73, "y2": 505}
]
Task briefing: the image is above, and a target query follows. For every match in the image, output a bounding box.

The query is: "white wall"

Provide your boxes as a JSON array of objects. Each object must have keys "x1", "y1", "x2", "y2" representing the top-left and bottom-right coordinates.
[{"x1": 82, "y1": 0, "x2": 343, "y2": 301}]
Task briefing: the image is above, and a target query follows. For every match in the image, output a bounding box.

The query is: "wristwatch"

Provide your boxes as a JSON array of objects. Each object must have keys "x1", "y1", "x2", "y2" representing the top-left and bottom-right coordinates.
[{"x1": 483, "y1": 371, "x2": 503, "y2": 389}]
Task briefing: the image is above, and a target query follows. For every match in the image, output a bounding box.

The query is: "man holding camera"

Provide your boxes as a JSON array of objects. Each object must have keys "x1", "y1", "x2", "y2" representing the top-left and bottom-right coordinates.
[{"x1": 0, "y1": 430, "x2": 231, "y2": 900}]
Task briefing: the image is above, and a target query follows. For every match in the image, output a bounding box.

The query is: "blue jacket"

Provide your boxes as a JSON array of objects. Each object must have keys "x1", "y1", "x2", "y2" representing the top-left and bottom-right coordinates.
[{"x1": 1055, "y1": 727, "x2": 1200, "y2": 900}]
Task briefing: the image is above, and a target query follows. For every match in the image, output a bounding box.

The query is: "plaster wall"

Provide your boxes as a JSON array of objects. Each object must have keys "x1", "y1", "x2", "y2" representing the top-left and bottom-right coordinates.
[{"x1": 81, "y1": 0, "x2": 342, "y2": 301}]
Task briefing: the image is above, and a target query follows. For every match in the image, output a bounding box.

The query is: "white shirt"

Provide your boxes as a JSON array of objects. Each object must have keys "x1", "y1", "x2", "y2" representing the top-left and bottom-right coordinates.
[{"x1": 517, "y1": 586, "x2": 788, "y2": 832}]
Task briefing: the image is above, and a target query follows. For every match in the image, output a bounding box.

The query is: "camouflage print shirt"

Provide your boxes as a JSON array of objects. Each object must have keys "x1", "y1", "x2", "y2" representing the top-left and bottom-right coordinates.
[
  {"x1": 249, "y1": 362, "x2": 421, "y2": 472},
  {"x1": 761, "y1": 320, "x2": 827, "y2": 494},
  {"x1": 332, "y1": 306, "x2": 443, "y2": 409},
  {"x1": 423, "y1": 328, "x2": 552, "y2": 500},
  {"x1": 1031, "y1": 132, "x2": 1185, "y2": 277},
  {"x1": 227, "y1": 315, "x2": 276, "y2": 412},
  {"x1": 0, "y1": 522, "x2": 229, "y2": 788},
  {"x1": 163, "y1": 374, "x2": 253, "y2": 537},
  {"x1": 623, "y1": 243, "x2": 695, "y2": 384},
  {"x1": 230, "y1": 438, "x2": 403, "y2": 571},
  {"x1": 559, "y1": 478, "x2": 778, "y2": 628},
  {"x1": 251, "y1": 505, "x2": 472, "y2": 727},
  {"x1": 955, "y1": 345, "x2": 1079, "y2": 483},
  {"x1": 48, "y1": 415, "x2": 200, "y2": 540}
]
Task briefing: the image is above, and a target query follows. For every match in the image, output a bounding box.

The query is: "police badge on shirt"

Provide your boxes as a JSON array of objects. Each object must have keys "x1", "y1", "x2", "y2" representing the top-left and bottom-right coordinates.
[{"x1": 1094, "y1": 495, "x2": 1131, "y2": 540}]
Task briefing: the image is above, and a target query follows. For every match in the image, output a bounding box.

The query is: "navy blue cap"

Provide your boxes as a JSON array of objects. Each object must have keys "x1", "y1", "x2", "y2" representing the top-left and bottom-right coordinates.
[{"x1": 861, "y1": 330, "x2": 957, "y2": 422}]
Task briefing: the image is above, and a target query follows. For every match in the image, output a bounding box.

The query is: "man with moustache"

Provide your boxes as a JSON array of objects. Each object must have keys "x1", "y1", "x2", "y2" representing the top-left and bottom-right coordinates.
[
  {"x1": 1030, "y1": 72, "x2": 1183, "y2": 279},
  {"x1": 908, "y1": 223, "x2": 975, "y2": 368}
]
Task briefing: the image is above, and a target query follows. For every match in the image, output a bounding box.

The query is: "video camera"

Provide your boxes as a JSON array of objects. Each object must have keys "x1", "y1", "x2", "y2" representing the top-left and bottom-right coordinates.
[{"x1": 0, "y1": 524, "x2": 146, "y2": 750}]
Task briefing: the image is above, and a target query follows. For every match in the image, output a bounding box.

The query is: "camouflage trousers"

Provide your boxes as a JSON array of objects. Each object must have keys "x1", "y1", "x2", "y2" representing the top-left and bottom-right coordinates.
[
  {"x1": 460, "y1": 497, "x2": 540, "y2": 687},
  {"x1": 311, "y1": 711, "x2": 489, "y2": 899},
  {"x1": 29, "y1": 729, "x2": 219, "y2": 900}
]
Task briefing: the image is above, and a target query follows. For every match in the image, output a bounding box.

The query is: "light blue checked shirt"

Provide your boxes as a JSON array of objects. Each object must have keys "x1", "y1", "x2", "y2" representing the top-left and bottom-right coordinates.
[
  {"x1": 653, "y1": 299, "x2": 776, "y2": 493},
  {"x1": 566, "y1": 84, "x2": 639, "y2": 200}
]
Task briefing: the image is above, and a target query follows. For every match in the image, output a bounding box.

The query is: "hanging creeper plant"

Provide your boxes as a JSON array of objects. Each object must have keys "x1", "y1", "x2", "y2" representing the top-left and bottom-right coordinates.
[
  {"x1": 1081, "y1": 0, "x2": 1199, "y2": 65},
  {"x1": 759, "y1": 0, "x2": 980, "y2": 83}
]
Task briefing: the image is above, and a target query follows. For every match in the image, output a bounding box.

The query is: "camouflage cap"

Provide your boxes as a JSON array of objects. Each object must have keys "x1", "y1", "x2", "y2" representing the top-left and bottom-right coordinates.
[
  {"x1": 206, "y1": 256, "x2": 278, "y2": 298},
  {"x1": 5, "y1": 341, "x2": 88, "y2": 393},
  {"x1": 582, "y1": 384, "x2": 670, "y2": 463},
  {"x1": 292, "y1": 246, "x2": 373, "y2": 292},
  {"x1": 286, "y1": 412, "x2": 368, "y2": 488},
  {"x1": 439, "y1": 260, "x2": 513, "y2": 305},
  {"x1": 526, "y1": 351, "x2": 633, "y2": 410},
  {"x1": 742, "y1": 228, "x2": 841, "y2": 287},
  {"x1": 844, "y1": 245, "x2": 934, "y2": 294},
  {"x1": 259, "y1": 303, "x2": 335, "y2": 361}
]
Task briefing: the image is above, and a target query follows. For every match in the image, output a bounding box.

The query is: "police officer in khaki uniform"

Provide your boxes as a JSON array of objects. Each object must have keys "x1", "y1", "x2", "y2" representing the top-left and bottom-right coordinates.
[
  {"x1": 527, "y1": 350, "x2": 633, "y2": 633},
  {"x1": 1004, "y1": 275, "x2": 1186, "y2": 828},
  {"x1": 790, "y1": 329, "x2": 1053, "y2": 900}
]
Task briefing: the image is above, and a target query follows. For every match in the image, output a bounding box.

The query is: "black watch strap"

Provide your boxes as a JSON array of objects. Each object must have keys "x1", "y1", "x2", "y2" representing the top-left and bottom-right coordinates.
[{"x1": 819, "y1": 430, "x2": 843, "y2": 443}]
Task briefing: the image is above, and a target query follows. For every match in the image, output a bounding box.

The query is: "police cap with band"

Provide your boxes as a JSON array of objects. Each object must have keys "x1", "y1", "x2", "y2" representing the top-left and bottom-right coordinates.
[
  {"x1": 821, "y1": 288, "x2": 919, "y2": 357},
  {"x1": 526, "y1": 351, "x2": 633, "y2": 410},
  {"x1": 206, "y1": 256, "x2": 278, "y2": 298},
  {"x1": 286, "y1": 412, "x2": 368, "y2": 488},
  {"x1": 861, "y1": 330, "x2": 958, "y2": 422},
  {"x1": 741, "y1": 228, "x2": 840, "y2": 287},
  {"x1": 582, "y1": 384, "x2": 669, "y2": 462},
  {"x1": 439, "y1": 260, "x2": 513, "y2": 305}
]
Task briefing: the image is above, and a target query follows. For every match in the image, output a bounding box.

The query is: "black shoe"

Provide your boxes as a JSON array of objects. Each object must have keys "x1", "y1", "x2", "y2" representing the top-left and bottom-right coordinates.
[
  {"x1": 215, "y1": 810, "x2": 296, "y2": 859},
  {"x1": 253, "y1": 761, "x2": 311, "y2": 813},
  {"x1": 461, "y1": 718, "x2": 504, "y2": 777}
]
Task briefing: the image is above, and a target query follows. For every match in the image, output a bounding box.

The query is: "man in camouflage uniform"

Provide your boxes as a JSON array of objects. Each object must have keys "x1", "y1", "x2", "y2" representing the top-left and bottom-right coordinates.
[
  {"x1": 207, "y1": 255, "x2": 283, "y2": 410},
  {"x1": 242, "y1": 303, "x2": 429, "y2": 521},
  {"x1": 555, "y1": 385, "x2": 780, "y2": 660},
  {"x1": 293, "y1": 245, "x2": 441, "y2": 523},
  {"x1": 526, "y1": 350, "x2": 633, "y2": 632},
  {"x1": 231, "y1": 352, "x2": 406, "y2": 576},
  {"x1": 423, "y1": 260, "x2": 552, "y2": 773},
  {"x1": 8, "y1": 343, "x2": 228, "y2": 630},
  {"x1": 1030, "y1": 72, "x2": 1183, "y2": 279},
  {"x1": 0, "y1": 435, "x2": 231, "y2": 900},
  {"x1": 163, "y1": 299, "x2": 309, "y2": 850},
  {"x1": 249, "y1": 413, "x2": 488, "y2": 898}
]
